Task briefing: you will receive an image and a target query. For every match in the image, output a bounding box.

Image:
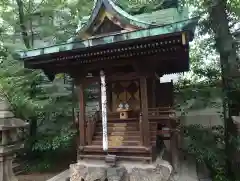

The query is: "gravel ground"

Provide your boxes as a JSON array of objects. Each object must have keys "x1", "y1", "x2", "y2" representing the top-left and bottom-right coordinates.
[{"x1": 17, "y1": 173, "x2": 57, "y2": 181}]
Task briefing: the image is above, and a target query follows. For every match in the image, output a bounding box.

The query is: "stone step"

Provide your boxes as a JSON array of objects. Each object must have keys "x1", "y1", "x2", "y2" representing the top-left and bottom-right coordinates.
[{"x1": 13, "y1": 160, "x2": 27, "y2": 175}]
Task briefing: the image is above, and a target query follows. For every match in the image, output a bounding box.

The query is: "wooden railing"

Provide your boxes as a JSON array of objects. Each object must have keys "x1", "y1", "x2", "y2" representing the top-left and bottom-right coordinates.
[
  {"x1": 86, "y1": 111, "x2": 99, "y2": 145},
  {"x1": 148, "y1": 107, "x2": 176, "y2": 120},
  {"x1": 139, "y1": 112, "x2": 144, "y2": 145},
  {"x1": 84, "y1": 107, "x2": 176, "y2": 146}
]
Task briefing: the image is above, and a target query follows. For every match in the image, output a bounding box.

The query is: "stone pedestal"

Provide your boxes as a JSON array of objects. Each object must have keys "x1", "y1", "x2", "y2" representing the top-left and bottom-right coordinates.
[
  {"x1": 69, "y1": 159, "x2": 172, "y2": 181},
  {"x1": 0, "y1": 155, "x2": 17, "y2": 181},
  {"x1": 0, "y1": 93, "x2": 28, "y2": 181}
]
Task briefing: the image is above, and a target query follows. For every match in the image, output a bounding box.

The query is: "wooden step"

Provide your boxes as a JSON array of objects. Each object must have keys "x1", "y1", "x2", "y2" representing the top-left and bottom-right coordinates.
[
  {"x1": 95, "y1": 131, "x2": 140, "y2": 136},
  {"x1": 83, "y1": 145, "x2": 151, "y2": 153},
  {"x1": 96, "y1": 125, "x2": 139, "y2": 130},
  {"x1": 81, "y1": 151, "x2": 151, "y2": 157},
  {"x1": 97, "y1": 122, "x2": 139, "y2": 126},
  {"x1": 92, "y1": 140, "x2": 141, "y2": 146},
  {"x1": 148, "y1": 115, "x2": 177, "y2": 120},
  {"x1": 107, "y1": 118, "x2": 138, "y2": 121},
  {"x1": 96, "y1": 131, "x2": 157, "y2": 136},
  {"x1": 97, "y1": 122, "x2": 156, "y2": 127},
  {"x1": 95, "y1": 126, "x2": 138, "y2": 132},
  {"x1": 96, "y1": 125, "x2": 139, "y2": 129},
  {"x1": 91, "y1": 141, "x2": 156, "y2": 146},
  {"x1": 80, "y1": 154, "x2": 152, "y2": 161},
  {"x1": 93, "y1": 135, "x2": 156, "y2": 141},
  {"x1": 96, "y1": 125, "x2": 157, "y2": 131}
]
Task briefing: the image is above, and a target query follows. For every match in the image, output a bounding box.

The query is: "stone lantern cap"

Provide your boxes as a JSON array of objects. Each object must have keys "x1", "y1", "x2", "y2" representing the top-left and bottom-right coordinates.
[
  {"x1": 0, "y1": 91, "x2": 29, "y2": 181},
  {"x1": 0, "y1": 118, "x2": 29, "y2": 130}
]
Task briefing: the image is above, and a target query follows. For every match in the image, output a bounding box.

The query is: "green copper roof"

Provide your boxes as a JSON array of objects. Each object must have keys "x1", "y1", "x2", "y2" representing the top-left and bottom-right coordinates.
[
  {"x1": 75, "y1": 0, "x2": 189, "y2": 38},
  {"x1": 18, "y1": 17, "x2": 198, "y2": 60},
  {"x1": 76, "y1": 0, "x2": 155, "y2": 36}
]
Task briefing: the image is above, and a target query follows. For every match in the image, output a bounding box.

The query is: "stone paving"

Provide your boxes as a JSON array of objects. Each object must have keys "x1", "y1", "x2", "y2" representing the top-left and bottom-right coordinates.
[
  {"x1": 46, "y1": 170, "x2": 70, "y2": 181},
  {"x1": 171, "y1": 156, "x2": 198, "y2": 181}
]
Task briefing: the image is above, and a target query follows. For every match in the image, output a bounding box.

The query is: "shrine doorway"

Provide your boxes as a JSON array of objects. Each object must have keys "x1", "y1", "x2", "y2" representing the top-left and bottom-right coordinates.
[{"x1": 110, "y1": 80, "x2": 141, "y2": 112}]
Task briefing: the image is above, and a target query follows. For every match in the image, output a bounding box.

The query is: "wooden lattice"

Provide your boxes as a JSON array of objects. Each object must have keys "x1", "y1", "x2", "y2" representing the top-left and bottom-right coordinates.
[{"x1": 111, "y1": 80, "x2": 140, "y2": 111}]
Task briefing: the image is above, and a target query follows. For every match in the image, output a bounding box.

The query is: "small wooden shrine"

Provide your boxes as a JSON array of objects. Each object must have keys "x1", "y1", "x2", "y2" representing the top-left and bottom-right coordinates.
[{"x1": 17, "y1": 0, "x2": 198, "y2": 173}]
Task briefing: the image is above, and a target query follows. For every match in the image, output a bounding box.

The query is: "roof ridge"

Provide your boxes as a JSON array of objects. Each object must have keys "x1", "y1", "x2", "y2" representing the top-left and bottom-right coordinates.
[{"x1": 75, "y1": 0, "x2": 155, "y2": 38}]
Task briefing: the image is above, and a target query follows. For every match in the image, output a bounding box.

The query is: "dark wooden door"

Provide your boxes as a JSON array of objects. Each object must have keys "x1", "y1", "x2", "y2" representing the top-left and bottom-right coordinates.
[{"x1": 111, "y1": 80, "x2": 141, "y2": 111}]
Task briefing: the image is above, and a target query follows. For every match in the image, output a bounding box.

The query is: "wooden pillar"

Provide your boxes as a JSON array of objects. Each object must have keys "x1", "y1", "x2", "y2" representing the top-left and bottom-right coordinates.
[
  {"x1": 152, "y1": 78, "x2": 156, "y2": 107},
  {"x1": 77, "y1": 82, "x2": 85, "y2": 148},
  {"x1": 147, "y1": 77, "x2": 156, "y2": 107},
  {"x1": 100, "y1": 70, "x2": 108, "y2": 152},
  {"x1": 140, "y1": 76, "x2": 150, "y2": 147}
]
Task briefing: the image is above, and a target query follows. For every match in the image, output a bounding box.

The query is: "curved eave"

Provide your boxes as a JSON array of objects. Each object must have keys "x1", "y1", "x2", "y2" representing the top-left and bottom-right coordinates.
[
  {"x1": 76, "y1": 0, "x2": 155, "y2": 38},
  {"x1": 106, "y1": 0, "x2": 154, "y2": 27},
  {"x1": 17, "y1": 17, "x2": 199, "y2": 61}
]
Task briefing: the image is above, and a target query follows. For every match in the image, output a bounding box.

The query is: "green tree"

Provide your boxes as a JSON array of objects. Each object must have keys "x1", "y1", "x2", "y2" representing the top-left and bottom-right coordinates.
[
  {"x1": 0, "y1": 0, "x2": 92, "y2": 170},
  {"x1": 180, "y1": 0, "x2": 240, "y2": 179}
]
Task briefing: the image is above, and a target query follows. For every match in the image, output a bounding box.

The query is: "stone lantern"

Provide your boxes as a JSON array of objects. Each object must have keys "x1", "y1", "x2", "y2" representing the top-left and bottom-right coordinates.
[{"x1": 0, "y1": 93, "x2": 28, "y2": 181}]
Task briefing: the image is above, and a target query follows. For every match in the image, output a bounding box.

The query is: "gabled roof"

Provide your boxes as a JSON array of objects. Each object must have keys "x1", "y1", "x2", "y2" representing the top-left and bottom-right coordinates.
[
  {"x1": 134, "y1": 7, "x2": 188, "y2": 25},
  {"x1": 76, "y1": 0, "x2": 154, "y2": 39},
  {"x1": 75, "y1": 0, "x2": 188, "y2": 39}
]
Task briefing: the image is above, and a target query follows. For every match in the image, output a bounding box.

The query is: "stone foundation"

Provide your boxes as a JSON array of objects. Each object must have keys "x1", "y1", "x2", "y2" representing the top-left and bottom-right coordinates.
[{"x1": 69, "y1": 159, "x2": 172, "y2": 181}]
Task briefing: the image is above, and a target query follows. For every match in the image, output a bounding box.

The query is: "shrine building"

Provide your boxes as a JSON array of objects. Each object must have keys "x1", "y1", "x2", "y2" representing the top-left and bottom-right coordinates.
[{"x1": 17, "y1": 0, "x2": 198, "y2": 173}]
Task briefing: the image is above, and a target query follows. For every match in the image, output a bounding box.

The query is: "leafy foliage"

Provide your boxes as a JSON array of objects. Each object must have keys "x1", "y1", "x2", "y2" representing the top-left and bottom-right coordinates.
[
  {"x1": 0, "y1": 47, "x2": 78, "y2": 168},
  {"x1": 0, "y1": 0, "x2": 83, "y2": 171},
  {"x1": 178, "y1": 0, "x2": 240, "y2": 180},
  {"x1": 183, "y1": 125, "x2": 229, "y2": 181}
]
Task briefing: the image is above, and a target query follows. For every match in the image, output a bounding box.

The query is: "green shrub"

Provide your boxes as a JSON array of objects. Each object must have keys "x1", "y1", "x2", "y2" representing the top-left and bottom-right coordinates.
[{"x1": 182, "y1": 124, "x2": 229, "y2": 180}]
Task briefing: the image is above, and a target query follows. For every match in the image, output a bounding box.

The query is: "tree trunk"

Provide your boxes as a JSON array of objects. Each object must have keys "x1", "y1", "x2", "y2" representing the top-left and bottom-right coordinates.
[
  {"x1": 15, "y1": 0, "x2": 31, "y2": 49},
  {"x1": 16, "y1": 0, "x2": 38, "y2": 156},
  {"x1": 207, "y1": 0, "x2": 239, "y2": 179},
  {"x1": 29, "y1": 117, "x2": 37, "y2": 148}
]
